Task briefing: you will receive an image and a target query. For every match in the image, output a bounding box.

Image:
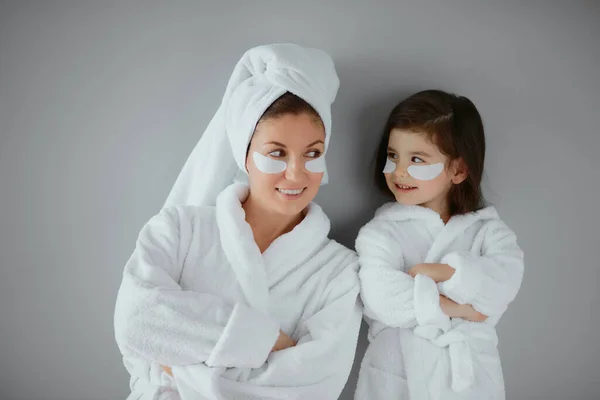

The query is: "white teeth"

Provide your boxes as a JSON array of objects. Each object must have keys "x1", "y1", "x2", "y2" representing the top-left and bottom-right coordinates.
[
  {"x1": 278, "y1": 188, "x2": 304, "y2": 195},
  {"x1": 398, "y1": 185, "x2": 414, "y2": 189}
]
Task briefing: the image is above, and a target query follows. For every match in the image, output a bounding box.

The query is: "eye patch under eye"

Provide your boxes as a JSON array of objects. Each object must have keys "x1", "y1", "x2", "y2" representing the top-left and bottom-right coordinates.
[
  {"x1": 383, "y1": 159, "x2": 396, "y2": 174},
  {"x1": 253, "y1": 152, "x2": 287, "y2": 173},
  {"x1": 305, "y1": 156, "x2": 326, "y2": 173},
  {"x1": 252, "y1": 152, "x2": 327, "y2": 174},
  {"x1": 407, "y1": 163, "x2": 444, "y2": 180}
]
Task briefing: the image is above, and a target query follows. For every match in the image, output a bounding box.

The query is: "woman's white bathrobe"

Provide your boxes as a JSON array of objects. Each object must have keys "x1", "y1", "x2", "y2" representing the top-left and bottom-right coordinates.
[
  {"x1": 114, "y1": 184, "x2": 362, "y2": 400},
  {"x1": 354, "y1": 203, "x2": 524, "y2": 400}
]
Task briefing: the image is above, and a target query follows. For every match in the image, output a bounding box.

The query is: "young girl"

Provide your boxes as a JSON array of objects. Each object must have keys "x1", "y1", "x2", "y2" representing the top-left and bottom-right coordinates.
[{"x1": 354, "y1": 90, "x2": 524, "y2": 400}]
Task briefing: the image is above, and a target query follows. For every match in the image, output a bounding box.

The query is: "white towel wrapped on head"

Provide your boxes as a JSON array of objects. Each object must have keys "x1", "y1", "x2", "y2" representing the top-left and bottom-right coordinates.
[{"x1": 164, "y1": 43, "x2": 340, "y2": 208}]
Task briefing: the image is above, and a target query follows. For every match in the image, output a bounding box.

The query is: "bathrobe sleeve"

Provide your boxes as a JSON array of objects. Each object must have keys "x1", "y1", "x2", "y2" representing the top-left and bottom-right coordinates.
[
  {"x1": 439, "y1": 220, "x2": 525, "y2": 317},
  {"x1": 172, "y1": 253, "x2": 363, "y2": 400},
  {"x1": 356, "y1": 221, "x2": 450, "y2": 330},
  {"x1": 114, "y1": 207, "x2": 281, "y2": 369}
]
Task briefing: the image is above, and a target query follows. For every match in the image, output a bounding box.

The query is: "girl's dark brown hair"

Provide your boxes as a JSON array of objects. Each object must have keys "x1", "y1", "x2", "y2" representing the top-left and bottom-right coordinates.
[{"x1": 374, "y1": 89, "x2": 486, "y2": 215}]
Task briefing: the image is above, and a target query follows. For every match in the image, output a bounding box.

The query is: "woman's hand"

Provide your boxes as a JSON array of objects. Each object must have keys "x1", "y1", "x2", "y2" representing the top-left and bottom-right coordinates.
[
  {"x1": 439, "y1": 295, "x2": 488, "y2": 322},
  {"x1": 160, "y1": 331, "x2": 296, "y2": 377},
  {"x1": 161, "y1": 365, "x2": 173, "y2": 377},
  {"x1": 272, "y1": 330, "x2": 296, "y2": 352},
  {"x1": 408, "y1": 263, "x2": 455, "y2": 283}
]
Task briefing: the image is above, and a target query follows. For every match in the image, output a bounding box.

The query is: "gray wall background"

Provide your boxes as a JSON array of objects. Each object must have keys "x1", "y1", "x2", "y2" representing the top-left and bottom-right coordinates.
[{"x1": 1, "y1": 1, "x2": 598, "y2": 399}]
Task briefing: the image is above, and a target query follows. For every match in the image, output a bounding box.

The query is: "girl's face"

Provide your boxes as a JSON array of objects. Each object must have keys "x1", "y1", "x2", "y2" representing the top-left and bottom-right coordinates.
[
  {"x1": 245, "y1": 113, "x2": 326, "y2": 217},
  {"x1": 384, "y1": 129, "x2": 467, "y2": 217}
]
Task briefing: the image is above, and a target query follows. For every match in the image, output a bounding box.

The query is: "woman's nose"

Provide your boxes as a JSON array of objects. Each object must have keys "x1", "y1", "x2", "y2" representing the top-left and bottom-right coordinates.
[{"x1": 284, "y1": 157, "x2": 308, "y2": 181}]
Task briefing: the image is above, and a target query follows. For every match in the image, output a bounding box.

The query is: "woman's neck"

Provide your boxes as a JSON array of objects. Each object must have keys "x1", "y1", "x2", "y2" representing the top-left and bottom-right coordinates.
[{"x1": 242, "y1": 195, "x2": 305, "y2": 253}]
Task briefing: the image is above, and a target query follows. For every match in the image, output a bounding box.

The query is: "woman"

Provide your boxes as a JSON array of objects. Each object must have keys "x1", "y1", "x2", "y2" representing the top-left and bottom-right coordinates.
[{"x1": 114, "y1": 43, "x2": 362, "y2": 400}]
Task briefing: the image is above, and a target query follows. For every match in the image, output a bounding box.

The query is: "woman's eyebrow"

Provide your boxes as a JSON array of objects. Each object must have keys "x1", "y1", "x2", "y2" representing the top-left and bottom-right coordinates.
[
  {"x1": 264, "y1": 141, "x2": 287, "y2": 147},
  {"x1": 306, "y1": 140, "x2": 324, "y2": 148},
  {"x1": 264, "y1": 140, "x2": 324, "y2": 148}
]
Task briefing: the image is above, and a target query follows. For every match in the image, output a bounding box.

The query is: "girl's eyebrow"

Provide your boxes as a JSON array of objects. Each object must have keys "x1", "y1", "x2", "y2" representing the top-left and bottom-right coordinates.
[
  {"x1": 387, "y1": 147, "x2": 432, "y2": 157},
  {"x1": 411, "y1": 151, "x2": 432, "y2": 157}
]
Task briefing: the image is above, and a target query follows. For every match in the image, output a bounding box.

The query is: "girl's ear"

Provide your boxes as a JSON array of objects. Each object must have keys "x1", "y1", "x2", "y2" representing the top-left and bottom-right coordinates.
[{"x1": 451, "y1": 158, "x2": 468, "y2": 184}]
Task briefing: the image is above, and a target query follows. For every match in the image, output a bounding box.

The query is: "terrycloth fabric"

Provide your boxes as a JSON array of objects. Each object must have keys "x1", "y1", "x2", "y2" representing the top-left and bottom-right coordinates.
[
  {"x1": 114, "y1": 183, "x2": 362, "y2": 399},
  {"x1": 354, "y1": 203, "x2": 524, "y2": 400},
  {"x1": 163, "y1": 43, "x2": 339, "y2": 208}
]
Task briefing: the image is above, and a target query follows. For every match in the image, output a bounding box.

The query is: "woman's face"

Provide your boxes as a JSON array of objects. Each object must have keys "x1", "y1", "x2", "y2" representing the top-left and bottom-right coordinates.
[{"x1": 245, "y1": 112, "x2": 326, "y2": 217}]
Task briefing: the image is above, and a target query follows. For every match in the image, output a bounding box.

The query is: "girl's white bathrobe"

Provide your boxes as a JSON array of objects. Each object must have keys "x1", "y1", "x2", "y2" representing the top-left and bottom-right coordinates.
[
  {"x1": 114, "y1": 184, "x2": 362, "y2": 400},
  {"x1": 354, "y1": 203, "x2": 524, "y2": 400}
]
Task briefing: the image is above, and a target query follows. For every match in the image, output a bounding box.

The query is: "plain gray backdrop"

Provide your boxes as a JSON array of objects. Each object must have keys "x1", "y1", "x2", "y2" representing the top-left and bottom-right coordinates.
[{"x1": 1, "y1": 1, "x2": 598, "y2": 399}]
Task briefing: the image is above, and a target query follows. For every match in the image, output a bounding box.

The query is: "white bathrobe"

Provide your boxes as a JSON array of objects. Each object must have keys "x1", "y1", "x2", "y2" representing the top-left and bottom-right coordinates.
[
  {"x1": 114, "y1": 183, "x2": 362, "y2": 400},
  {"x1": 354, "y1": 203, "x2": 524, "y2": 400}
]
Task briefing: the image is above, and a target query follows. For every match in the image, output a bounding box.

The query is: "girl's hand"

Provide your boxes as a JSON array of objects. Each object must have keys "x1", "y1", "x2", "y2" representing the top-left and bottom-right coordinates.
[
  {"x1": 439, "y1": 294, "x2": 463, "y2": 318},
  {"x1": 408, "y1": 263, "x2": 455, "y2": 282},
  {"x1": 272, "y1": 330, "x2": 296, "y2": 352},
  {"x1": 161, "y1": 365, "x2": 173, "y2": 377},
  {"x1": 461, "y1": 304, "x2": 489, "y2": 322},
  {"x1": 439, "y1": 295, "x2": 488, "y2": 322}
]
